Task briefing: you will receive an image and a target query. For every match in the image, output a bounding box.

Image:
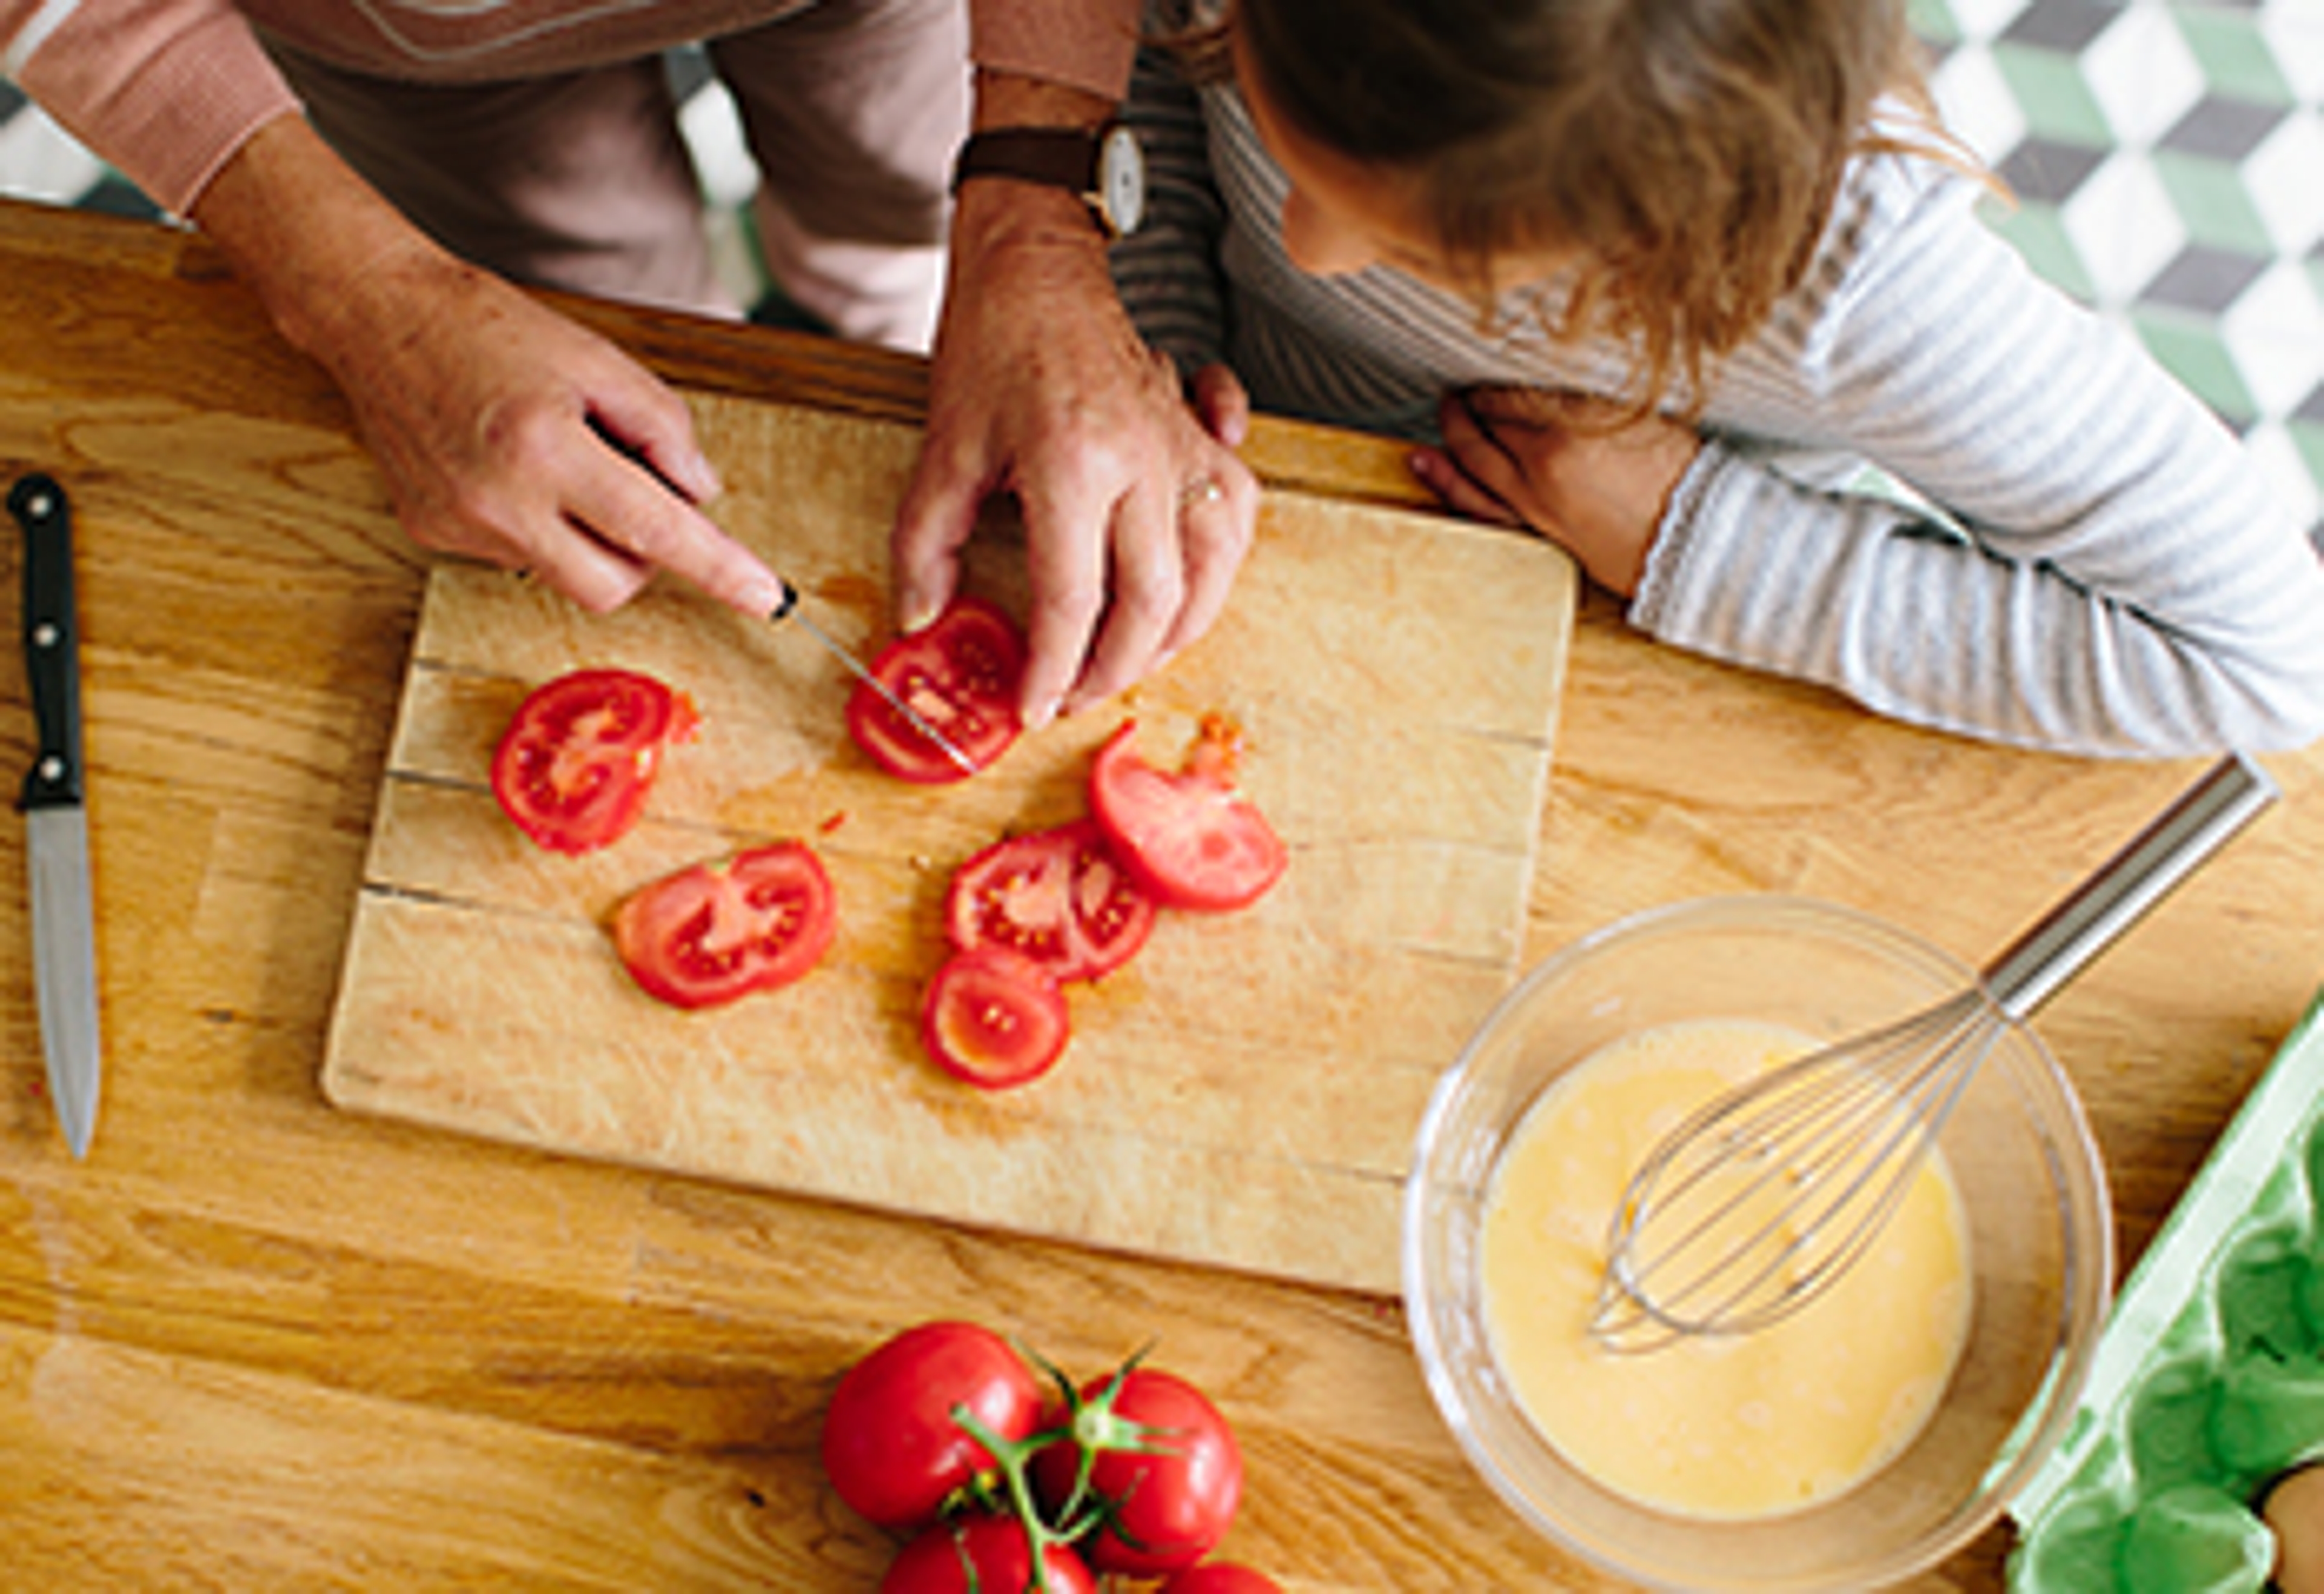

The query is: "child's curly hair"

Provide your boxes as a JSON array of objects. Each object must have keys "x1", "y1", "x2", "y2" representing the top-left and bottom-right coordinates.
[{"x1": 1186, "y1": 0, "x2": 1971, "y2": 425}]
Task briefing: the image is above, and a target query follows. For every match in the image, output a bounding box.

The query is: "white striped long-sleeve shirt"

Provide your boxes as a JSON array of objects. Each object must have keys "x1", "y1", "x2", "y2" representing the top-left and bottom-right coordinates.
[{"x1": 1112, "y1": 4, "x2": 2324, "y2": 759}]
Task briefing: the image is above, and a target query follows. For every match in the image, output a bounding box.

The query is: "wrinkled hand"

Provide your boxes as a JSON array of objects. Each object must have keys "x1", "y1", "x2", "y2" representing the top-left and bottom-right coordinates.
[
  {"x1": 1411, "y1": 387, "x2": 1701, "y2": 598},
  {"x1": 309, "y1": 245, "x2": 783, "y2": 616},
  {"x1": 893, "y1": 186, "x2": 1258, "y2": 728}
]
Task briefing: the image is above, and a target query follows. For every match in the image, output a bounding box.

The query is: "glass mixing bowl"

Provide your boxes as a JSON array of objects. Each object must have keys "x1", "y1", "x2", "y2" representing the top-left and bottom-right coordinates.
[{"x1": 1403, "y1": 895, "x2": 2113, "y2": 1592}]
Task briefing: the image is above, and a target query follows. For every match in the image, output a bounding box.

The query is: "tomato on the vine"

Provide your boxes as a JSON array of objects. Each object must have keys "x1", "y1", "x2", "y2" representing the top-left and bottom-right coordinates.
[
  {"x1": 490, "y1": 668, "x2": 698, "y2": 854},
  {"x1": 945, "y1": 819, "x2": 1156, "y2": 984},
  {"x1": 1088, "y1": 718, "x2": 1286, "y2": 912},
  {"x1": 880, "y1": 1514, "x2": 1097, "y2": 1594},
  {"x1": 1032, "y1": 1366, "x2": 1244, "y2": 1576},
  {"x1": 611, "y1": 840, "x2": 836, "y2": 1009},
  {"x1": 821, "y1": 1321, "x2": 1045, "y2": 1532},
  {"x1": 847, "y1": 596, "x2": 1026, "y2": 783}
]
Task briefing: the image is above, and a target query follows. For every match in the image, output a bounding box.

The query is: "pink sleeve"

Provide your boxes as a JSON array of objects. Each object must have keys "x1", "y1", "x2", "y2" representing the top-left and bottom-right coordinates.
[
  {"x1": 7, "y1": 0, "x2": 301, "y2": 216},
  {"x1": 969, "y1": 0, "x2": 1143, "y2": 101}
]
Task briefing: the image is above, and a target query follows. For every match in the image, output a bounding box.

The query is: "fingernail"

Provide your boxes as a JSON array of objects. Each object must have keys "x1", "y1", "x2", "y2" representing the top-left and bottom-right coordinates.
[
  {"x1": 1023, "y1": 694, "x2": 1062, "y2": 733},
  {"x1": 899, "y1": 593, "x2": 942, "y2": 634}
]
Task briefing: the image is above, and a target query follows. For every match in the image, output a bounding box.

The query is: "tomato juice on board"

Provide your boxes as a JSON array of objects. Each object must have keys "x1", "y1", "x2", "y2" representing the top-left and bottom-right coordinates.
[{"x1": 1480, "y1": 1018, "x2": 1973, "y2": 1521}]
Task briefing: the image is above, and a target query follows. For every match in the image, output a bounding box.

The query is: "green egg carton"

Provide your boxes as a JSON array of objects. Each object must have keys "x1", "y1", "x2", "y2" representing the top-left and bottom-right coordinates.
[{"x1": 2007, "y1": 985, "x2": 2324, "y2": 1594}]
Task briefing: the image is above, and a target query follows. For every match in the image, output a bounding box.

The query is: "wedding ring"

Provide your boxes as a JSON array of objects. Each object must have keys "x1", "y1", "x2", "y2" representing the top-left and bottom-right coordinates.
[{"x1": 1179, "y1": 476, "x2": 1224, "y2": 510}]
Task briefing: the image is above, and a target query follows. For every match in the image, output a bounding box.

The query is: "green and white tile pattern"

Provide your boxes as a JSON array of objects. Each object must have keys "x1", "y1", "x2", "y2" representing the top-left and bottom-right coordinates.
[{"x1": 1920, "y1": 0, "x2": 2324, "y2": 533}]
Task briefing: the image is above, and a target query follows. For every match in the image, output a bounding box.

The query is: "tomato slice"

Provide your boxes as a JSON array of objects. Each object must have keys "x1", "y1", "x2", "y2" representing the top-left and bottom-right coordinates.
[
  {"x1": 491, "y1": 668, "x2": 698, "y2": 854},
  {"x1": 921, "y1": 947, "x2": 1070, "y2": 1090},
  {"x1": 612, "y1": 841, "x2": 837, "y2": 1009},
  {"x1": 1088, "y1": 718, "x2": 1288, "y2": 912},
  {"x1": 845, "y1": 596, "x2": 1026, "y2": 783},
  {"x1": 945, "y1": 819, "x2": 1157, "y2": 984}
]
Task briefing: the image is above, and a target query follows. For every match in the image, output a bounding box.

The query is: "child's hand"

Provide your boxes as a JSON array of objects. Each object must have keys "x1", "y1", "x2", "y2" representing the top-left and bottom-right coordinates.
[{"x1": 1412, "y1": 387, "x2": 1701, "y2": 598}]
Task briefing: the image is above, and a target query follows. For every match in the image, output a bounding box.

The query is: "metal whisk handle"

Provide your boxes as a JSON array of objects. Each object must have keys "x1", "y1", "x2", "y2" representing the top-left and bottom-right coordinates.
[{"x1": 1981, "y1": 754, "x2": 2278, "y2": 1022}]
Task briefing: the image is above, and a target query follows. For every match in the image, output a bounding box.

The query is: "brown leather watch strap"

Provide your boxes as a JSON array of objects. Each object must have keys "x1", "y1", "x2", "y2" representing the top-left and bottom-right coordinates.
[{"x1": 950, "y1": 128, "x2": 1102, "y2": 196}]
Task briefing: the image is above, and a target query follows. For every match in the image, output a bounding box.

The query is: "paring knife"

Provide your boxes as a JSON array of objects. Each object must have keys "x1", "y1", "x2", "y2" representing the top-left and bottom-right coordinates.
[
  {"x1": 585, "y1": 420, "x2": 977, "y2": 777},
  {"x1": 9, "y1": 474, "x2": 102, "y2": 1158},
  {"x1": 770, "y1": 579, "x2": 977, "y2": 779}
]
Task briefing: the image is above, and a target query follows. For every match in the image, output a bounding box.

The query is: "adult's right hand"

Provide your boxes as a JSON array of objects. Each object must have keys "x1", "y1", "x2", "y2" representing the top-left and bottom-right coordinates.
[{"x1": 192, "y1": 116, "x2": 784, "y2": 618}]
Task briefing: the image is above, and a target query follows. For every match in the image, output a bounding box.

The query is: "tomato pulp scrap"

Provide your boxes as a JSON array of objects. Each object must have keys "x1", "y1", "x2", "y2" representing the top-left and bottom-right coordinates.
[
  {"x1": 491, "y1": 668, "x2": 698, "y2": 854},
  {"x1": 1088, "y1": 717, "x2": 1288, "y2": 912},
  {"x1": 945, "y1": 819, "x2": 1156, "y2": 984},
  {"x1": 612, "y1": 840, "x2": 837, "y2": 1010},
  {"x1": 846, "y1": 595, "x2": 1028, "y2": 783}
]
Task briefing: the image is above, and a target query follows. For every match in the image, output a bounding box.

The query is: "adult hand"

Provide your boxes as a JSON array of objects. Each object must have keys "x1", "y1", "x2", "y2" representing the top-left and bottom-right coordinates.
[
  {"x1": 1412, "y1": 387, "x2": 1701, "y2": 598},
  {"x1": 193, "y1": 116, "x2": 783, "y2": 618},
  {"x1": 893, "y1": 179, "x2": 1259, "y2": 729}
]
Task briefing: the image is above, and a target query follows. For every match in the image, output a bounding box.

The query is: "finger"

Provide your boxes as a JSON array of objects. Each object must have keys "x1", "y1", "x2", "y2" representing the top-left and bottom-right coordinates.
[
  {"x1": 525, "y1": 521, "x2": 656, "y2": 613},
  {"x1": 1154, "y1": 453, "x2": 1259, "y2": 663},
  {"x1": 1189, "y1": 362, "x2": 1252, "y2": 449},
  {"x1": 1410, "y1": 445, "x2": 1525, "y2": 529},
  {"x1": 1013, "y1": 468, "x2": 1128, "y2": 729},
  {"x1": 570, "y1": 423, "x2": 784, "y2": 616},
  {"x1": 586, "y1": 381, "x2": 723, "y2": 504},
  {"x1": 1060, "y1": 477, "x2": 1190, "y2": 716},
  {"x1": 1436, "y1": 391, "x2": 1543, "y2": 514},
  {"x1": 890, "y1": 437, "x2": 991, "y2": 635}
]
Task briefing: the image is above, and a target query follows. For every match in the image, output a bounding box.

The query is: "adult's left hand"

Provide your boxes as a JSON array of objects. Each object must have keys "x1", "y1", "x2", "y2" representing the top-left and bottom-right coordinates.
[{"x1": 891, "y1": 180, "x2": 1258, "y2": 729}]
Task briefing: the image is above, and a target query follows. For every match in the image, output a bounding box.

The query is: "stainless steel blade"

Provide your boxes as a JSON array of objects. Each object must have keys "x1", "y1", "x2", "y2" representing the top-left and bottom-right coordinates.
[
  {"x1": 27, "y1": 805, "x2": 100, "y2": 1158},
  {"x1": 775, "y1": 585, "x2": 979, "y2": 777}
]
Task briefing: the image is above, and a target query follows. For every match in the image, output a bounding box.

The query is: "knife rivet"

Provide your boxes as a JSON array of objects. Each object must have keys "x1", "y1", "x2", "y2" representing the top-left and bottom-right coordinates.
[
  {"x1": 39, "y1": 755, "x2": 64, "y2": 783},
  {"x1": 25, "y1": 491, "x2": 51, "y2": 518},
  {"x1": 33, "y1": 621, "x2": 59, "y2": 649}
]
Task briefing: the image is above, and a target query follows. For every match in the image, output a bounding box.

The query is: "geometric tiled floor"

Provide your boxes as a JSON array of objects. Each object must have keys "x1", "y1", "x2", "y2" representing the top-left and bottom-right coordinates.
[
  {"x1": 5, "y1": 17, "x2": 2322, "y2": 541},
  {"x1": 1920, "y1": 0, "x2": 2324, "y2": 535}
]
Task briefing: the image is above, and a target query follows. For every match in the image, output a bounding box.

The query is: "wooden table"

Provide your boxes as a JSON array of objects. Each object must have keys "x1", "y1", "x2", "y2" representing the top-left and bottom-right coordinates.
[{"x1": 1, "y1": 194, "x2": 2317, "y2": 1590}]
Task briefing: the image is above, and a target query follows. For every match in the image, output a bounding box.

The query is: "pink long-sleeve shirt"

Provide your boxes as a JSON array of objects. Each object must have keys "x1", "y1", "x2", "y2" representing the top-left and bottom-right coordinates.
[{"x1": 2, "y1": 0, "x2": 1138, "y2": 217}]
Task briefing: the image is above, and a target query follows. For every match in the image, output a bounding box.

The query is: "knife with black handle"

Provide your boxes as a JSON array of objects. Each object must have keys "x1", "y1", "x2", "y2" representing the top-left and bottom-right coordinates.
[{"x1": 10, "y1": 473, "x2": 102, "y2": 1157}]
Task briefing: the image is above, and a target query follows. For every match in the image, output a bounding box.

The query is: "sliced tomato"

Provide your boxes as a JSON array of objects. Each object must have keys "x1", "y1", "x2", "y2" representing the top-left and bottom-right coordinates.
[
  {"x1": 1088, "y1": 717, "x2": 1288, "y2": 912},
  {"x1": 945, "y1": 819, "x2": 1157, "y2": 984},
  {"x1": 491, "y1": 668, "x2": 699, "y2": 854},
  {"x1": 921, "y1": 947, "x2": 1070, "y2": 1090},
  {"x1": 613, "y1": 841, "x2": 837, "y2": 1009},
  {"x1": 846, "y1": 596, "x2": 1027, "y2": 783}
]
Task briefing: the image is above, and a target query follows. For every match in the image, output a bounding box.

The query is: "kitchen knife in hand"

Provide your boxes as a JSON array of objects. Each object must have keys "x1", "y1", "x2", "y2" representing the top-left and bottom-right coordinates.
[{"x1": 10, "y1": 474, "x2": 102, "y2": 1157}]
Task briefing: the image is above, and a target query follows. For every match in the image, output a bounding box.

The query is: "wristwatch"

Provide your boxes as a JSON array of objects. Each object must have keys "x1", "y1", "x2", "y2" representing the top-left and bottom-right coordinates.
[{"x1": 950, "y1": 123, "x2": 1146, "y2": 239}]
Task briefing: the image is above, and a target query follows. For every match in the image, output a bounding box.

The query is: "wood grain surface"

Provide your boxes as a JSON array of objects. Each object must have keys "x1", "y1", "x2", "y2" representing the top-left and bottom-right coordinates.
[
  {"x1": 2, "y1": 197, "x2": 2322, "y2": 1592},
  {"x1": 323, "y1": 400, "x2": 1574, "y2": 1293}
]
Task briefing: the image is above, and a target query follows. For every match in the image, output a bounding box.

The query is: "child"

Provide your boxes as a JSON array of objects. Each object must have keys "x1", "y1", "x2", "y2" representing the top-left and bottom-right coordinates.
[{"x1": 1111, "y1": 0, "x2": 2324, "y2": 759}]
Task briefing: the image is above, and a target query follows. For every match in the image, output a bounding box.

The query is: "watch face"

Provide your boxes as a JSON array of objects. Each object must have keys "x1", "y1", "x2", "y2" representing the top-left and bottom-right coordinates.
[{"x1": 1097, "y1": 125, "x2": 1146, "y2": 237}]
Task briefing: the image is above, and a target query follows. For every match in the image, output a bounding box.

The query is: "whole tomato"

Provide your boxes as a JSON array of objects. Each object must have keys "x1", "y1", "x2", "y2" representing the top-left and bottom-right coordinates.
[
  {"x1": 1032, "y1": 1366, "x2": 1244, "y2": 1576},
  {"x1": 821, "y1": 1321, "x2": 1044, "y2": 1530},
  {"x1": 1162, "y1": 1566, "x2": 1284, "y2": 1594},
  {"x1": 880, "y1": 1514, "x2": 1097, "y2": 1594}
]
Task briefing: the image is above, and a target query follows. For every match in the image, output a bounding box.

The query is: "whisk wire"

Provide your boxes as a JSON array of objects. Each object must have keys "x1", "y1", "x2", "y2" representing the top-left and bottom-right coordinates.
[
  {"x1": 1589, "y1": 754, "x2": 2277, "y2": 1352},
  {"x1": 1593, "y1": 995, "x2": 1992, "y2": 1350}
]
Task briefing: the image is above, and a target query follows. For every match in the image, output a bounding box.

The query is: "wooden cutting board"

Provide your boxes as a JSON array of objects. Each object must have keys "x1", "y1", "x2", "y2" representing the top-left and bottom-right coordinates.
[{"x1": 322, "y1": 397, "x2": 1574, "y2": 1294}]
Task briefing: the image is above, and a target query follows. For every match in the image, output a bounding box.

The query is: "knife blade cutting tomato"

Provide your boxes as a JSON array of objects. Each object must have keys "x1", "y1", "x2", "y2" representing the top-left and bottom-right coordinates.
[{"x1": 846, "y1": 596, "x2": 1026, "y2": 783}]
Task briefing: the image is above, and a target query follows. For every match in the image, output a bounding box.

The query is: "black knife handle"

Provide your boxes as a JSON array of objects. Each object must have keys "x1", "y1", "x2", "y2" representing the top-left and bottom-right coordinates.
[{"x1": 10, "y1": 474, "x2": 82, "y2": 811}]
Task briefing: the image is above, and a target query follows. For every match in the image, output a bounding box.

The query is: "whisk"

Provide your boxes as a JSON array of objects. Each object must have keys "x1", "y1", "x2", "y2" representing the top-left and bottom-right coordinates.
[{"x1": 1590, "y1": 754, "x2": 2278, "y2": 1354}]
